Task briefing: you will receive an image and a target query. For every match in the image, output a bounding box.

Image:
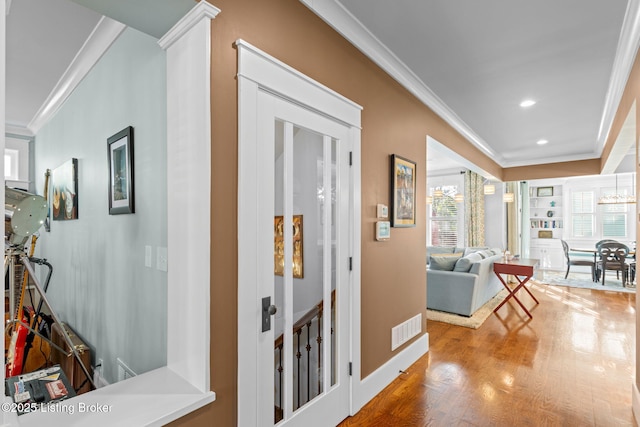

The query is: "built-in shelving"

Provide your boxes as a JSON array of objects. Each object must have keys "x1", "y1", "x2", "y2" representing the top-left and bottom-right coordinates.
[{"x1": 529, "y1": 185, "x2": 564, "y2": 270}]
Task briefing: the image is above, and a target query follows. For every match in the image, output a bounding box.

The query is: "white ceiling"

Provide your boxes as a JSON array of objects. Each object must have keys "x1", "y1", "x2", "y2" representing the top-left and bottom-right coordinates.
[
  {"x1": 328, "y1": 0, "x2": 637, "y2": 174},
  {"x1": 5, "y1": 0, "x2": 639, "y2": 177},
  {"x1": 6, "y1": 0, "x2": 101, "y2": 132}
]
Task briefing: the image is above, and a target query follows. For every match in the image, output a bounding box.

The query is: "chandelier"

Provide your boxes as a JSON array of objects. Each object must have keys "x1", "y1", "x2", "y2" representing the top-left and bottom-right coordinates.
[{"x1": 597, "y1": 174, "x2": 636, "y2": 205}]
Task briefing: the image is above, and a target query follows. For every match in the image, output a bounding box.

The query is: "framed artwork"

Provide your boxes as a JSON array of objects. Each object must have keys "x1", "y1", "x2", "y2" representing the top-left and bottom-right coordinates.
[
  {"x1": 107, "y1": 126, "x2": 135, "y2": 215},
  {"x1": 390, "y1": 154, "x2": 416, "y2": 227},
  {"x1": 274, "y1": 215, "x2": 304, "y2": 278},
  {"x1": 51, "y1": 158, "x2": 78, "y2": 221},
  {"x1": 536, "y1": 186, "x2": 553, "y2": 197}
]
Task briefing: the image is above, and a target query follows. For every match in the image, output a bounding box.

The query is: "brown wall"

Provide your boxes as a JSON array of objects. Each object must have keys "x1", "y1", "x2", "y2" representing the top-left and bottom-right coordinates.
[
  {"x1": 169, "y1": 0, "x2": 504, "y2": 425},
  {"x1": 599, "y1": 48, "x2": 640, "y2": 399}
]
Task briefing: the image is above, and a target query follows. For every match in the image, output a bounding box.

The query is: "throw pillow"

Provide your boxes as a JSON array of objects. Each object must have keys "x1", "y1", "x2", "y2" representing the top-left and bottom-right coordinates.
[
  {"x1": 429, "y1": 254, "x2": 462, "y2": 271},
  {"x1": 454, "y1": 252, "x2": 483, "y2": 272}
]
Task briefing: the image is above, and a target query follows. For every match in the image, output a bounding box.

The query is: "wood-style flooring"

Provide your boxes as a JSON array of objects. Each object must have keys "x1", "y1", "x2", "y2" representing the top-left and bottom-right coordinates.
[{"x1": 338, "y1": 282, "x2": 636, "y2": 426}]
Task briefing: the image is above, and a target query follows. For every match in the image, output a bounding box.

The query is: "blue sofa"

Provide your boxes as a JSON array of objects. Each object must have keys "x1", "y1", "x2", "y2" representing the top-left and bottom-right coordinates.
[{"x1": 427, "y1": 247, "x2": 504, "y2": 316}]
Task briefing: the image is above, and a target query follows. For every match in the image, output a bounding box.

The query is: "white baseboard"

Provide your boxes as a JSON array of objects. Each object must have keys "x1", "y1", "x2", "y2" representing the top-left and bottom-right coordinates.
[
  {"x1": 633, "y1": 380, "x2": 640, "y2": 425},
  {"x1": 352, "y1": 332, "x2": 429, "y2": 414}
]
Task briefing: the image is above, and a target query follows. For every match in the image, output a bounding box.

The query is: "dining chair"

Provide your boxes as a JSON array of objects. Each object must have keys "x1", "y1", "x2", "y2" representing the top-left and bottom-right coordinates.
[
  {"x1": 596, "y1": 241, "x2": 631, "y2": 286},
  {"x1": 561, "y1": 240, "x2": 595, "y2": 281}
]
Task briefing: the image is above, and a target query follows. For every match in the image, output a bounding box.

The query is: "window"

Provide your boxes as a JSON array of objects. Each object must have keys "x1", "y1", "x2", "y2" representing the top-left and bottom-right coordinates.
[
  {"x1": 569, "y1": 183, "x2": 634, "y2": 240},
  {"x1": 428, "y1": 183, "x2": 461, "y2": 246},
  {"x1": 4, "y1": 148, "x2": 18, "y2": 181},
  {"x1": 571, "y1": 191, "x2": 594, "y2": 237},
  {"x1": 600, "y1": 186, "x2": 630, "y2": 238}
]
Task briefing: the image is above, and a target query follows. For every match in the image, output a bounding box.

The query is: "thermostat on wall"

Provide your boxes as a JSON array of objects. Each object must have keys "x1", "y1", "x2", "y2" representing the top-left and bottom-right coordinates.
[
  {"x1": 377, "y1": 204, "x2": 388, "y2": 219},
  {"x1": 376, "y1": 221, "x2": 391, "y2": 241}
]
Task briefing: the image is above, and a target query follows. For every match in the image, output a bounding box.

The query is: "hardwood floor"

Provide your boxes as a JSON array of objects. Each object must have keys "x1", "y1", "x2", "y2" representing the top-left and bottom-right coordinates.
[{"x1": 338, "y1": 282, "x2": 637, "y2": 426}]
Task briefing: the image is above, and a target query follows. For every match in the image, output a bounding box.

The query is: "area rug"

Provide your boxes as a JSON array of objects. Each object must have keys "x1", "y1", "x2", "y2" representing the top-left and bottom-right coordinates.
[
  {"x1": 535, "y1": 270, "x2": 636, "y2": 294},
  {"x1": 426, "y1": 290, "x2": 508, "y2": 329}
]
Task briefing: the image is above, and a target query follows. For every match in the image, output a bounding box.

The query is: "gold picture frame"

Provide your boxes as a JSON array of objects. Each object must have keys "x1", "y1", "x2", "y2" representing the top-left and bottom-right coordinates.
[
  {"x1": 390, "y1": 154, "x2": 416, "y2": 227},
  {"x1": 274, "y1": 215, "x2": 304, "y2": 278},
  {"x1": 536, "y1": 186, "x2": 553, "y2": 197}
]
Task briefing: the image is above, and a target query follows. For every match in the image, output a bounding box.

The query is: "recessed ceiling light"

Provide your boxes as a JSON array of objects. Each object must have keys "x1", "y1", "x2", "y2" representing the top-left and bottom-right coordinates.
[
  {"x1": 520, "y1": 99, "x2": 536, "y2": 107},
  {"x1": 537, "y1": 139, "x2": 549, "y2": 145}
]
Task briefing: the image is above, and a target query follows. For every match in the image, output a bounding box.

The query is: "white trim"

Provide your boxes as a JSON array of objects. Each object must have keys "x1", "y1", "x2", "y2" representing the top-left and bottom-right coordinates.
[
  {"x1": 4, "y1": 124, "x2": 32, "y2": 137},
  {"x1": 5, "y1": 368, "x2": 214, "y2": 427},
  {"x1": 162, "y1": 1, "x2": 215, "y2": 394},
  {"x1": 158, "y1": 2, "x2": 220, "y2": 50},
  {"x1": 235, "y1": 39, "x2": 362, "y2": 129},
  {"x1": 301, "y1": 0, "x2": 640, "y2": 168},
  {"x1": 27, "y1": 17, "x2": 126, "y2": 134},
  {"x1": 299, "y1": 0, "x2": 495, "y2": 160},
  {"x1": 633, "y1": 380, "x2": 640, "y2": 426},
  {"x1": 350, "y1": 333, "x2": 429, "y2": 414},
  {"x1": 597, "y1": 0, "x2": 640, "y2": 154}
]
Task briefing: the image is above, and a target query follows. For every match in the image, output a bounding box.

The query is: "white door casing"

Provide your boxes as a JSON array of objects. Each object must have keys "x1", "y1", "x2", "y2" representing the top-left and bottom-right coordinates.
[{"x1": 237, "y1": 40, "x2": 362, "y2": 426}]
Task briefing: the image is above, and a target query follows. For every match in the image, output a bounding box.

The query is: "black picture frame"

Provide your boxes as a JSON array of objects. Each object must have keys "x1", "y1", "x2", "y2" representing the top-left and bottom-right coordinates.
[
  {"x1": 107, "y1": 126, "x2": 135, "y2": 215},
  {"x1": 390, "y1": 154, "x2": 417, "y2": 227}
]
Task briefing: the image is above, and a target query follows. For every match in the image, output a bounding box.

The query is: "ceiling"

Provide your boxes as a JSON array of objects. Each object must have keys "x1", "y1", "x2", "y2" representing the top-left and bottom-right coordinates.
[
  {"x1": 5, "y1": 0, "x2": 191, "y2": 135},
  {"x1": 6, "y1": 0, "x2": 640, "y2": 177},
  {"x1": 322, "y1": 0, "x2": 638, "y2": 175}
]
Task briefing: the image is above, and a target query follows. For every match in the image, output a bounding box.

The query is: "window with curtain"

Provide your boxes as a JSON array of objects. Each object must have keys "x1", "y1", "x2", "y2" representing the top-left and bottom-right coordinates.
[{"x1": 428, "y1": 184, "x2": 460, "y2": 246}]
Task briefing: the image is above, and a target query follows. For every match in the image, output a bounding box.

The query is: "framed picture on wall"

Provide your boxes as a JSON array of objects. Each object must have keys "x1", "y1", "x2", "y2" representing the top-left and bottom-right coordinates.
[
  {"x1": 390, "y1": 154, "x2": 416, "y2": 227},
  {"x1": 536, "y1": 186, "x2": 553, "y2": 197},
  {"x1": 274, "y1": 215, "x2": 304, "y2": 278},
  {"x1": 51, "y1": 158, "x2": 78, "y2": 221},
  {"x1": 107, "y1": 126, "x2": 135, "y2": 215}
]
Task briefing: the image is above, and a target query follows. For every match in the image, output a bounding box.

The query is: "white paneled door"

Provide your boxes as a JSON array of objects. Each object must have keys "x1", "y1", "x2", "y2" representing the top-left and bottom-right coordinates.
[{"x1": 237, "y1": 41, "x2": 361, "y2": 427}]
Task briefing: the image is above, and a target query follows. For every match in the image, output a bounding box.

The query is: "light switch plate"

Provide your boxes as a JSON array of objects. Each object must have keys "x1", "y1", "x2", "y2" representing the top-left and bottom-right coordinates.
[
  {"x1": 157, "y1": 246, "x2": 168, "y2": 271},
  {"x1": 145, "y1": 245, "x2": 152, "y2": 268},
  {"x1": 376, "y1": 204, "x2": 388, "y2": 218}
]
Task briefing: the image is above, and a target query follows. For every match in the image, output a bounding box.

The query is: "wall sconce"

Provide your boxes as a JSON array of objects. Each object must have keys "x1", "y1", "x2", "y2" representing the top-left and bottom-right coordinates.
[
  {"x1": 426, "y1": 196, "x2": 433, "y2": 205},
  {"x1": 503, "y1": 192, "x2": 515, "y2": 203},
  {"x1": 454, "y1": 193, "x2": 464, "y2": 203},
  {"x1": 433, "y1": 188, "x2": 443, "y2": 198},
  {"x1": 483, "y1": 184, "x2": 495, "y2": 195}
]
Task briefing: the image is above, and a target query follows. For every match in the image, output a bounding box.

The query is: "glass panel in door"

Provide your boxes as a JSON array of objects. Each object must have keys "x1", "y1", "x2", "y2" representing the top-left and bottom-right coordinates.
[{"x1": 273, "y1": 120, "x2": 336, "y2": 423}]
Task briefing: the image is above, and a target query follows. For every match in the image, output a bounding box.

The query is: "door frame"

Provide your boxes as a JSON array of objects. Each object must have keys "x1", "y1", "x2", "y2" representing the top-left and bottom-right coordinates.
[{"x1": 236, "y1": 39, "x2": 362, "y2": 426}]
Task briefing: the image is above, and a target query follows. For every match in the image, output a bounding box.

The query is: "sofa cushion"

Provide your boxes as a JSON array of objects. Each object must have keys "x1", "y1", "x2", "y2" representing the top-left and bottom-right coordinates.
[
  {"x1": 454, "y1": 252, "x2": 483, "y2": 272},
  {"x1": 429, "y1": 253, "x2": 462, "y2": 271},
  {"x1": 463, "y1": 246, "x2": 489, "y2": 256}
]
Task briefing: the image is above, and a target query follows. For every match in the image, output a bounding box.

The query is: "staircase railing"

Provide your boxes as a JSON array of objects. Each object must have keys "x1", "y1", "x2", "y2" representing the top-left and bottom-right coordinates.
[{"x1": 274, "y1": 290, "x2": 335, "y2": 423}]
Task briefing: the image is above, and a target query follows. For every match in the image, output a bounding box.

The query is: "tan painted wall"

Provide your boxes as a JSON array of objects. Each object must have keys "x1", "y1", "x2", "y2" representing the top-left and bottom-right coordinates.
[
  {"x1": 503, "y1": 159, "x2": 601, "y2": 182},
  {"x1": 599, "y1": 48, "x2": 640, "y2": 404},
  {"x1": 168, "y1": 0, "x2": 503, "y2": 425}
]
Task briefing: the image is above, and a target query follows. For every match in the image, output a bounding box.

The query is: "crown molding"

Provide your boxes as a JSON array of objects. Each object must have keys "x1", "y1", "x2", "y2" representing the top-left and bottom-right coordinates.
[
  {"x1": 27, "y1": 16, "x2": 126, "y2": 134},
  {"x1": 158, "y1": 1, "x2": 220, "y2": 50},
  {"x1": 302, "y1": 0, "x2": 638, "y2": 169},
  {"x1": 300, "y1": 0, "x2": 499, "y2": 162},
  {"x1": 597, "y1": 0, "x2": 640, "y2": 155},
  {"x1": 5, "y1": 123, "x2": 33, "y2": 137}
]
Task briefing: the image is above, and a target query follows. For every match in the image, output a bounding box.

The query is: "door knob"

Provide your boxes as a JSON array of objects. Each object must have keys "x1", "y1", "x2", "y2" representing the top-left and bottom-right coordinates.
[{"x1": 268, "y1": 305, "x2": 277, "y2": 316}]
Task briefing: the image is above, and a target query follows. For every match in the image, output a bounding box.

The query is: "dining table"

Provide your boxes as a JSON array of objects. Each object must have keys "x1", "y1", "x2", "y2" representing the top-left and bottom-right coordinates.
[{"x1": 570, "y1": 245, "x2": 636, "y2": 284}]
